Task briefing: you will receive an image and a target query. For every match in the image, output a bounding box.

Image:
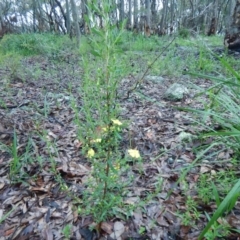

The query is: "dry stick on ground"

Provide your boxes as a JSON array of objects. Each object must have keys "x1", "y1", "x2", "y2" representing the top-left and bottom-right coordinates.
[{"x1": 122, "y1": 36, "x2": 176, "y2": 101}]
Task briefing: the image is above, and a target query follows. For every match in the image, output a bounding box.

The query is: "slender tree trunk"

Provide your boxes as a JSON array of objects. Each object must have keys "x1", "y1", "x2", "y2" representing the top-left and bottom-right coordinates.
[
  {"x1": 81, "y1": 0, "x2": 89, "y2": 34},
  {"x1": 133, "y1": 0, "x2": 138, "y2": 31},
  {"x1": 146, "y1": 0, "x2": 151, "y2": 33},
  {"x1": 110, "y1": 1, "x2": 118, "y2": 26},
  {"x1": 139, "y1": 0, "x2": 145, "y2": 33},
  {"x1": 119, "y1": 0, "x2": 124, "y2": 22},
  {"x1": 36, "y1": 0, "x2": 45, "y2": 32},
  {"x1": 225, "y1": 0, "x2": 235, "y2": 31},
  {"x1": 70, "y1": 0, "x2": 80, "y2": 47},
  {"x1": 54, "y1": 0, "x2": 67, "y2": 34},
  {"x1": 128, "y1": 0, "x2": 132, "y2": 29},
  {"x1": 179, "y1": 0, "x2": 186, "y2": 30},
  {"x1": 151, "y1": 0, "x2": 157, "y2": 31},
  {"x1": 66, "y1": 0, "x2": 71, "y2": 35},
  {"x1": 159, "y1": 0, "x2": 168, "y2": 35},
  {"x1": 207, "y1": 0, "x2": 217, "y2": 36},
  {"x1": 33, "y1": 0, "x2": 37, "y2": 32},
  {"x1": 169, "y1": 0, "x2": 174, "y2": 34}
]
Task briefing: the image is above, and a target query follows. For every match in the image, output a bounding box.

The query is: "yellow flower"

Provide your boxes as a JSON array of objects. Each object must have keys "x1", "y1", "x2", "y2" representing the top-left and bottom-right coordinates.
[
  {"x1": 87, "y1": 148, "x2": 95, "y2": 158},
  {"x1": 108, "y1": 163, "x2": 121, "y2": 180},
  {"x1": 102, "y1": 127, "x2": 108, "y2": 132},
  {"x1": 128, "y1": 149, "x2": 141, "y2": 159},
  {"x1": 114, "y1": 163, "x2": 120, "y2": 170},
  {"x1": 111, "y1": 119, "x2": 123, "y2": 126},
  {"x1": 91, "y1": 138, "x2": 102, "y2": 143}
]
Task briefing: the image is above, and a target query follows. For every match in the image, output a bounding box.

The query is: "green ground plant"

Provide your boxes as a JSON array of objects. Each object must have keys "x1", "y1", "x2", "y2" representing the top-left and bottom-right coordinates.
[
  {"x1": 9, "y1": 133, "x2": 39, "y2": 183},
  {"x1": 117, "y1": 33, "x2": 227, "y2": 77},
  {"x1": 178, "y1": 28, "x2": 191, "y2": 38},
  {"x1": 0, "y1": 53, "x2": 23, "y2": 83},
  {"x1": 176, "y1": 180, "x2": 201, "y2": 227},
  {"x1": 9, "y1": 130, "x2": 20, "y2": 182},
  {"x1": 203, "y1": 213, "x2": 231, "y2": 240},
  {"x1": 82, "y1": 31, "x2": 235, "y2": 79},
  {"x1": 197, "y1": 170, "x2": 237, "y2": 204},
  {"x1": 73, "y1": 1, "x2": 143, "y2": 231},
  {"x1": 181, "y1": 49, "x2": 240, "y2": 239},
  {"x1": 197, "y1": 46, "x2": 215, "y2": 72},
  {"x1": 62, "y1": 224, "x2": 72, "y2": 239},
  {"x1": 0, "y1": 33, "x2": 71, "y2": 56},
  {"x1": 0, "y1": 207, "x2": 16, "y2": 224},
  {"x1": 198, "y1": 179, "x2": 240, "y2": 239},
  {"x1": 122, "y1": 33, "x2": 162, "y2": 52},
  {"x1": 0, "y1": 97, "x2": 6, "y2": 109}
]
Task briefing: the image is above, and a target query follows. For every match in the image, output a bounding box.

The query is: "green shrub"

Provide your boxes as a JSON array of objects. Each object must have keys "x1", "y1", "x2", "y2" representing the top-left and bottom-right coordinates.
[{"x1": 178, "y1": 28, "x2": 190, "y2": 38}]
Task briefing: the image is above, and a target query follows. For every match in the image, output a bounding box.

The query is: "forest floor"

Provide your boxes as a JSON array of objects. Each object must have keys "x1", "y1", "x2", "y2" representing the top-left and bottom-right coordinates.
[{"x1": 0, "y1": 43, "x2": 240, "y2": 240}]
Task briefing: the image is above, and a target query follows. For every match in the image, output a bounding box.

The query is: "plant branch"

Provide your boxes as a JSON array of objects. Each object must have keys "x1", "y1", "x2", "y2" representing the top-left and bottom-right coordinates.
[{"x1": 122, "y1": 36, "x2": 176, "y2": 100}]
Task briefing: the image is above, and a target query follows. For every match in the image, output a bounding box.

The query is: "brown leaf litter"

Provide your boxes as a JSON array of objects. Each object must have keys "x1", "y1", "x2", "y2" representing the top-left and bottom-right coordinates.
[{"x1": 0, "y1": 55, "x2": 240, "y2": 240}]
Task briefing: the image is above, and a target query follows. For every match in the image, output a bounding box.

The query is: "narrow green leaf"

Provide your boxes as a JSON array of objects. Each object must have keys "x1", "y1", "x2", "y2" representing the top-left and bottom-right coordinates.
[
  {"x1": 0, "y1": 207, "x2": 16, "y2": 224},
  {"x1": 91, "y1": 28, "x2": 104, "y2": 38},
  {"x1": 198, "y1": 179, "x2": 240, "y2": 239},
  {"x1": 212, "y1": 183, "x2": 220, "y2": 207},
  {"x1": 91, "y1": 49, "x2": 101, "y2": 57}
]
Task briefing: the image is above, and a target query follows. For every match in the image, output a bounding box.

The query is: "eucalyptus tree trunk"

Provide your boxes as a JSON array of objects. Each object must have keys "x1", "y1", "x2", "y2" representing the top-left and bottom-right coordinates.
[
  {"x1": 70, "y1": 0, "x2": 80, "y2": 47},
  {"x1": 128, "y1": 0, "x2": 132, "y2": 29},
  {"x1": 224, "y1": 0, "x2": 240, "y2": 51},
  {"x1": 36, "y1": 0, "x2": 45, "y2": 32},
  {"x1": 207, "y1": 0, "x2": 217, "y2": 35},
  {"x1": 54, "y1": 0, "x2": 67, "y2": 34},
  {"x1": 159, "y1": 0, "x2": 168, "y2": 35},
  {"x1": 33, "y1": 0, "x2": 37, "y2": 32},
  {"x1": 81, "y1": 0, "x2": 89, "y2": 34},
  {"x1": 179, "y1": 0, "x2": 186, "y2": 30},
  {"x1": 225, "y1": 0, "x2": 235, "y2": 31},
  {"x1": 189, "y1": 0, "x2": 197, "y2": 31},
  {"x1": 151, "y1": 0, "x2": 157, "y2": 29},
  {"x1": 140, "y1": 0, "x2": 146, "y2": 32},
  {"x1": 0, "y1": 2, "x2": 5, "y2": 37},
  {"x1": 47, "y1": 0, "x2": 59, "y2": 32},
  {"x1": 66, "y1": 0, "x2": 71, "y2": 35},
  {"x1": 145, "y1": 0, "x2": 151, "y2": 35},
  {"x1": 119, "y1": 0, "x2": 125, "y2": 22},
  {"x1": 133, "y1": 0, "x2": 138, "y2": 31},
  {"x1": 146, "y1": 0, "x2": 151, "y2": 26},
  {"x1": 169, "y1": 0, "x2": 175, "y2": 34},
  {"x1": 110, "y1": 1, "x2": 118, "y2": 26}
]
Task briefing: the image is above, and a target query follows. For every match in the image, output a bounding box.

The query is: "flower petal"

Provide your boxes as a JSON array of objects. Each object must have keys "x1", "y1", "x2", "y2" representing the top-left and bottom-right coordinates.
[
  {"x1": 111, "y1": 119, "x2": 123, "y2": 126},
  {"x1": 128, "y1": 149, "x2": 140, "y2": 158},
  {"x1": 87, "y1": 148, "x2": 95, "y2": 158}
]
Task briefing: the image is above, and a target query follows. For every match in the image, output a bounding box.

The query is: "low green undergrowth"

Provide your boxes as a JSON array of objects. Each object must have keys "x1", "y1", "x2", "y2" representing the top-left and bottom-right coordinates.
[
  {"x1": 0, "y1": 33, "x2": 72, "y2": 56},
  {"x1": 180, "y1": 52, "x2": 240, "y2": 239}
]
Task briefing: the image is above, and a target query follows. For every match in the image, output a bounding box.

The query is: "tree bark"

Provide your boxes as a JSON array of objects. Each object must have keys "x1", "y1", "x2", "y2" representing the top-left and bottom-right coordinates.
[
  {"x1": 224, "y1": 0, "x2": 240, "y2": 51},
  {"x1": 70, "y1": 0, "x2": 80, "y2": 47},
  {"x1": 127, "y1": 0, "x2": 132, "y2": 30},
  {"x1": 133, "y1": 0, "x2": 138, "y2": 31},
  {"x1": 119, "y1": 0, "x2": 125, "y2": 22},
  {"x1": 81, "y1": 0, "x2": 89, "y2": 34},
  {"x1": 66, "y1": 0, "x2": 71, "y2": 35},
  {"x1": 54, "y1": 0, "x2": 67, "y2": 34},
  {"x1": 207, "y1": 1, "x2": 217, "y2": 36},
  {"x1": 145, "y1": 0, "x2": 151, "y2": 36},
  {"x1": 159, "y1": 0, "x2": 168, "y2": 35},
  {"x1": 33, "y1": 0, "x2": 37, "y2": 32}
]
